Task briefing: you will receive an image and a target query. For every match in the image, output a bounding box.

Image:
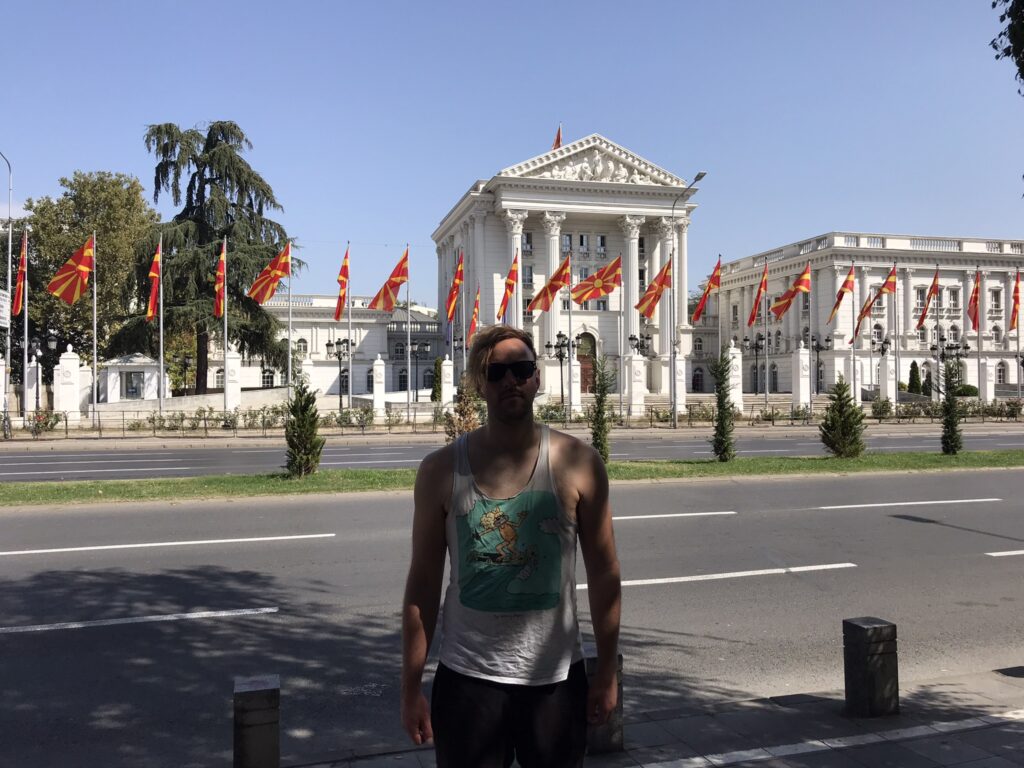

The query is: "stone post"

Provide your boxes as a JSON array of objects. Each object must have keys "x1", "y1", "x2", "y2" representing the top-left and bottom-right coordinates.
[
  {"x1": 673, "y1": 354, "x2": 687, "y2": 414},
  {"x1": 979, "y1": 358, "x2": 996, "y2": 403},
  {"x1": 569, "y1": 347, "x2": 582, "y2": 415},
  {"x1": 0, "y1": 359, "x2": 6, "y2": 415},
  {"x1": 727, "y1": 341, "x2": 744, "y2": 413},
  {"x1": 233, "y1": 675, "x2": 280, "y2": 768},
  {"x1": 879, "y1": 353, "x2": 897, "y2": 405},
  {"x1": 843, "y1": 618, "x2": 899, "y2": 717},
  {"x1": 53, "y1": 344, "x2": 82, "y2": 424},
  {"x1": 225, "y1": 350, "x2": 242, "y2": 412},
  {"x1": 26, "y1": 356, "x2": 40, "y2": 414},
  {"x1": 440, "y1": 355, "x2": 454, "y2": 410},
  {"x1": 627, "y1": 355, "x2": 647, "y2": 417},
  {"x1": 791, "y1": 341, "x2": 810, "y2": 410},
  {"x1": 372, "y1": 355, "x2": 386, "y2": 423}
]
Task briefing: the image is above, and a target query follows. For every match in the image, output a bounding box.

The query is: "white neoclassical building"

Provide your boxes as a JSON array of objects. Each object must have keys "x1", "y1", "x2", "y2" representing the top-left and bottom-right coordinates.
[
  {"x1": 432, "y1": 134, "x2": 703, "y2": 414},
  {"x1": 700, "y1": 232, "x2": 1024, "y2": 401}
]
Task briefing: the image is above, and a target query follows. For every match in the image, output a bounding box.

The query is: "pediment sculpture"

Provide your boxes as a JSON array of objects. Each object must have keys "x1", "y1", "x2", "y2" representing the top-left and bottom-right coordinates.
[{"x1": 528, "y1": 148, "x2": 657, "y2": 185}]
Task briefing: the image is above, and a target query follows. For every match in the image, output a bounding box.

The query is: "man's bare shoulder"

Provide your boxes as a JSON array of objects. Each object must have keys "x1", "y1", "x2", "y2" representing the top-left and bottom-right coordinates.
[
  {"x1": 546, "y1": 427, "x2": 603, "y2": 473},
  {"x1": 417, "y1": 441, "x2": 457, "y2": 482}
]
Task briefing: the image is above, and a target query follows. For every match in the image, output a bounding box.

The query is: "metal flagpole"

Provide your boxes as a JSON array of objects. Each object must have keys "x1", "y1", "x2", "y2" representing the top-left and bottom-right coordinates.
[
  {"x1": 567, "y1": 252, "x2": 573, "y2": 422},
  {"x1": 934, "y1": 263, "x2": 941, "y2": 399},
  {"x1": 92, "y1": 231, "x2": 98, "y2": 428},
  {"x1": 286, "y1": 246, "x2": 292, "y2": 401},
  {"x1": 460, "y1": 251, "x2": 467, "y2": 378},
  {"x1": 618, "y1": 252, "x2": 624, "y2": 422},
  {"x1": 347, "y1": 264, "x2": 353, "y2": 410},
  {"x1": 976, "y1": 266, "x2": 982, "y2": 406},
  {"x1": 851, "y1": 262, "x2": 857, "y2": 403},
  {"x1": 158, "y1": 233, "x2": 164, "y2": 414},
  {"x1": 808, "y1": 266, "x2": 814, "y2": 417},
  {"x1": 1017, "y1": 267, "x2": 1021, "y2": 401},
  {"x1": 670, "y1": 249, "x2": 677, "y2": 429},
  {"x1": 762, "y1": 258, "x2": 769, "y2": 410},
  {"x1": 892, "y1": 261, "x2": 900, "y2": 408},
  {"x1": 21, "y1": 234, "x2": 27, "y2": 419},
  {"x1": 406, "y1": 254, "x2": 411, "y2": 426},
  {"x1": 2, "y1": 151, "x2": 10, "y2": 395},
  {"x1": 224, "y1": 236, "x2": 229, "y2": 414}
]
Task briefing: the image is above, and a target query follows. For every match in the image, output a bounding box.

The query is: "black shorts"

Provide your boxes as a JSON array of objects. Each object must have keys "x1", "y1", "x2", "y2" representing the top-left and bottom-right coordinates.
[{"x1": 430, "y1": 660, "x2": 588, "y2": 768}]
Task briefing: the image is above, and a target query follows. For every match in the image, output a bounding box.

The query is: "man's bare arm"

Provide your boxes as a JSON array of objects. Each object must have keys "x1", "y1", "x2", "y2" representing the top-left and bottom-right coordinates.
[
  {"x1": 576, "y1": 444, "x2": 622, "y2": 725},
  {"x1": 400, "y1": 448, "x2": 450, "y2": 744}
]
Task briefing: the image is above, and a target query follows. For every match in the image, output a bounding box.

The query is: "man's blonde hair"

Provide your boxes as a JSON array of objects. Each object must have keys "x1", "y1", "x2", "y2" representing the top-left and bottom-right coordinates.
[{"x1": 466, "y1": 325, "x2": 537, "y2": 393}]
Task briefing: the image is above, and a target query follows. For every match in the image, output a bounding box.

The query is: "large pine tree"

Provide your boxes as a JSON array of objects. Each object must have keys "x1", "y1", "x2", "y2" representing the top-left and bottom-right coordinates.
[
  {"x1": 709, "y1": 348, "x2": 735, "y2": 462},
  {"x1": 112, "y1": 122, "x2": 296, "y2": 392},
  {"x1": 819, "y1": 375, "x2": 865, "y2": 458},
  {"x1": 941, "y1": 361, "x2": 963, "y2": 455}
]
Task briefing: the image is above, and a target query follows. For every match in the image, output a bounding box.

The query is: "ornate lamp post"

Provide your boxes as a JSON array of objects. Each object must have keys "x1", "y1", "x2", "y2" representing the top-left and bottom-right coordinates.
[
  {"x1": 411, "y1": 341, "x2": 431, "y2": 402},
  {"x1": 545, "y1": 331, "x2": 575, "y2": 410},
  {"x1": 743, "y1": 333, "x2": 766, "y2": 402},
  {"x1": 325, "y1": 338, "x2": 351, "y2": 411},
  {"x1": 627, "y1": 331, "x2": 653, "y2": 357},
  {"x1": 811, "y1": 334, "x2": 833, "y2": 394}
]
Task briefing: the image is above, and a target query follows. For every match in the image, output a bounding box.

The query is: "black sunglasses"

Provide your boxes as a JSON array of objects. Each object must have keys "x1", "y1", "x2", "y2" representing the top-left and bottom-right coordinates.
[{"x1": 486, "y1": 360, "x2": 537, "y2": 382}]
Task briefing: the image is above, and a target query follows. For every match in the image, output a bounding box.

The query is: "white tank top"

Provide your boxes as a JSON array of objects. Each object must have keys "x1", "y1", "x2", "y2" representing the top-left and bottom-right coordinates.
[{"x1": 438, "y1": 425, "x2": 583, "y2": 685}]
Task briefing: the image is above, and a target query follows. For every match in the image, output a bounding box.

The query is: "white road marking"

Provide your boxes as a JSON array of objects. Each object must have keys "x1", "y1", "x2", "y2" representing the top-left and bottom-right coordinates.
[
  {"x1": 613, "y1": 511, "x2": 736, "y2": 521},
  {"x1": 578, "y1": 562, "x2": 856, "y2": 590},
  {"x1": 996, "y1": 442, "x2": 1024, "y2": 447},
  {"x1": 0, "y1": 466, "x2": 203, "y2": 477},
  {"x1": 0, "y1": 533, "x2": 336, "y2": 557},
  {"x1": 819, "y1": 498, "x2": 1000, "y2": 510},
  {"x1": 321, "y1": 459, "x2": 415, "y2": 465},
  {"x1": 0, "y1": 452, "x2": 176, "y2": 459},
  {"x1": 985, "y1": 550, "x2": 1024, "y2": 557},
  {"x1": 873, "y1": 444, "x2": 939, "y2": 450},
  {"x1": 320, "y1": 452, "x2": 405, "y2": 457},
  {"x1": 0, "y1": 458, "x2": 183, "y2": 467},
  {"x1": 0, "y1": 607, "x2": 279, "y2": 635},
  {"x1": 234, "y1": 449, "x2": 283, "y2": 454}
]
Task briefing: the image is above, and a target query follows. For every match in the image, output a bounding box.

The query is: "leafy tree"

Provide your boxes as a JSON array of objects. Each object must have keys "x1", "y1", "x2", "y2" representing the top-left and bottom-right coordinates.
[
  {"x1": 941, "y1": 361, "x2": 963, "y2": 455},
  {"x1": 118, "y1": 121, "x2": 297, "y2": 393},
  {"x1": 708, "y1": 348, "x2": 735, "y2": 462},
  {"x1": 922, "y1": 370, "x2": 933, "y2": 398},
  {"x1": 285, "y1": 377, "x2": 325, "y2": 476},
  {"x1": 908, "y1": 361, "x2": 922, "y2": 394},
  {"x1": 430, "y1": 357, "x2": 442, "y2": 402},
  {"x1": 587, "y1": 356, "x2": 615, "y2": 463},
  {"x1": 443, "y1": 373, "x2": 481, "y2": 443},
  {"x1": 7, "y1": 172, "x2": 158, "y2": 382},
  {"x1": 993, "y1": 0, "x2": 1024, "y2": 95},
  {"x1": 819, "y1": 375, "x2": 865, "y2": 458}
]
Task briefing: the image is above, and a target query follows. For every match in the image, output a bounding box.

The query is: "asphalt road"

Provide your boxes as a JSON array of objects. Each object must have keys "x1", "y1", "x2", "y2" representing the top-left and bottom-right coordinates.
[
  {"x1": 1, "y1": 470, "x2": 1022, "y2": 766},
  {"x1": 3, "y1": 428, "x2": 1024, "y2": 481}
]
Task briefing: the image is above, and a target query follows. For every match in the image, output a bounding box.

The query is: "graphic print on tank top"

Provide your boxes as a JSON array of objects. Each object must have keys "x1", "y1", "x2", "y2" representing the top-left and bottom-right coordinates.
[{"x1": 456, "y1": 490, "x2": 562, "y2": 612}]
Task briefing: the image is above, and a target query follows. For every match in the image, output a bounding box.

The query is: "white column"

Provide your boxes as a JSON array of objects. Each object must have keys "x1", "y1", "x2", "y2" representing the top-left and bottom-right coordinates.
[
  {"x1": 440, "y1": 355, "x2": 454, "y2": 408},
  {"x1": 542, "y1": 211, "x2": 566, "y2": 347},
  {"x1": 1004, "y1": 271, "x2": 1014, "y2": 344},
  {"x1": 791, "y1": 341, "x2": 810, "y2": 409},
  {"x1": 902, "y1": 267, "x2": 913, "y2": 349},
  {"x1": 225, "y1": 349, "x2": 242, "y2": 411},
  {"x1": 26, "y1": 356, "x2": 40, "y2": 413},
  {"x1": 979, "y1": 358, "x2": 996, "y2": 402},
  {"x1": 500, "y1": 209, "x2": 529, "y2": 329},
  {"x1": 858, "y1": 268, "x2": 870, "y2": 351},
  {"x1": 654, "y1": 218, "x2": 675, "y2": 356},
  {"x1": 648, "y1": 224, "x2": 662, "y2": 328},
  {"x1": 727, "y1": 340, "x2": 744, "y2": 413},
  {"x1": 473, "y1": 207, "x2": 488, "y2": 320},
  {"x1": 961, "y1": 271, "x2": 971, "y2": 336},
  {"x1": 879, "y1": 352, "x2": 897, "y2": 404},
  {"x1": 978, "y1": 271, "x2": 988, "y2": 341},
  {"x1": 372, "y1": 354, "x2": 386, "y2": 422},
  {"x1": 676, "y1": 218, "x2": 690, "y2": 327},
  {"x1": 619, "y1": 215, "x2": 646, "y2": 341}
]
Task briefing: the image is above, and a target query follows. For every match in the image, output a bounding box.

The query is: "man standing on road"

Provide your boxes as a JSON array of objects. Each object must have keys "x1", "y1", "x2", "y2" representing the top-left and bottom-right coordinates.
[{"x1": 401, "y1": 324, "x2": 622, "y2": 767}]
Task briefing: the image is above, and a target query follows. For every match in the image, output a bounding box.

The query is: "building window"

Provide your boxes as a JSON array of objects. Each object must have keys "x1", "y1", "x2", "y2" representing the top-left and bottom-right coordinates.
[
  {"x1": 991, "y1": 289, "x2": 1002, "y2": 311},
  {"x1": 694, "y1": 337, "x2": 704, "y2": 353},
  {"x1": 731, "y1": 305, "x2": 739, "y2": 325},
  {"x1": 997, "y1": 361, "x2": 1008, "y2": 384},
  {"x1": 770, "y1": 363, "x2": 779, "y2": 391},
  {"x1": 692, "y1": 368, "x2": 704, "y2": 392},
  {"x1": 366, "y1": 369, "x2": 374, "y2": 392},
  {"x1": 578, "y1": 234, "x2": 589, "y2": 253},
  {"x1": 394, "y1": 342, "x2": 405, "y2": 358},
  {"x1": 561, "y1": 233, "x2": 572, "y2": 253},
  {"x1": 399, "y1": 368, "x2": 408, "y2": 391},
  {"x1": 339, "y1": 369, "x2": 349, "y2": 394},
  {"x1": 947, "y1": 287, "x2": 960, "y2": 309},
  {"x1": 579, "y1": 266, "x2": 590, "y2": 279},
  {"x1": 215, "y1": 368, "x2": 225, "y2": 388},
  {"x1": 561, "y1": 299, "x2": 570, "y2": 311},
  {"x1": 638, "y1": 237, "x2": 645, "y2": 257},
  {"x1": 872, "y1": 324, "x2": 884, "y2": 342},
  {"x1": 949, "y1": 324, "x2": 961, "y2": 342},
  {"x1": 817, "y1": 362, "x2": 825, "y2": 392},
  {"x1": 580, "y1": 301, "x2": 591, "y2": 310},
  {"x1": 872, "y1": 289, "x2": 886, "y2": 314},
  {"x1": 521, "y1": 232, "x2": 533, "y2": 253},
  {"x1": 121, "y1": 371, "x2": 144, "y2": 400},
  {"x1": 596, "y1": 234, "x2": 607, "y2": 253},
  {"x1": 424, "y1": 369, "x2": 434, "y2": 389},
  {"x1": 296, "y1": 338, "x2": 308, "y2": 355},
  {"x1": 917, "y1": 327, "x2": 928, "y2": 343},
  {"x1": 638, "y1": 269, "x2": 646, "y2": 290},
  {"x1": 524, "y1": 264, "x2": 534, "y2": 287},
  {"x1": 801, "y1": 293, "x2": 809, "y2": 315},
  {"x1": 915, "y1": 287, "x2": 927, "y2": 310},
  {"x1": 262, "y1": 369, "x2": 275, "y2": 388},
  {"x1": 993, "y1": 325, "x2": 1003, "y2": 344},
  {"x1": 775, "y1": 330, "x2": 782, "y2": 351},
  {"x1": 596, "y1": 299, "x2": 608, "y2": 311},
  {"x1": 766, "y1": 333, "x2": 773, "y2": 353}
]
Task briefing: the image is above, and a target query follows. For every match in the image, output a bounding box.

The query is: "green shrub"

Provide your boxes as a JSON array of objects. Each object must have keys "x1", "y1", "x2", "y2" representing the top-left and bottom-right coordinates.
[
  {"x1": 871, "y1": 398, "x2": 893, "y2": 419},
  {"x1": 285, "y1": 378, "x2": 325, "y2": 477},
  {"x1": 955, "y1": 384, "x2": 979, "y2": 397},
  {"x1": 819, "y1": 375, "x2": 865, "y2": 458},
  {"x1": 709, "y1": 350, "x2": 735, "y2": 462}
]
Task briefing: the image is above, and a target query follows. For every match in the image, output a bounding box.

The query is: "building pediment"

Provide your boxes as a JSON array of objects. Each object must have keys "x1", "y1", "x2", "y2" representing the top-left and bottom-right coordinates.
[{"x1": 498, "y1": 134, "x2": 686, "y2": 187}]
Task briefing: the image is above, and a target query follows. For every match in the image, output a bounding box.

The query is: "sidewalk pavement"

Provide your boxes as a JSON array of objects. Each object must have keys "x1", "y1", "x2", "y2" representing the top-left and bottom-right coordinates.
[{"x1": 290, "y1": 669, "x2": 1024, "y2": 767}]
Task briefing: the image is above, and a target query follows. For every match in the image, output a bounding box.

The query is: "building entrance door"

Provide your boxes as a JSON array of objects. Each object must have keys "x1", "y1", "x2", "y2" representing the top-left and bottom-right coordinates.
[{"x1": 577, "y1": 333, "x2": 596, "y2": 393}]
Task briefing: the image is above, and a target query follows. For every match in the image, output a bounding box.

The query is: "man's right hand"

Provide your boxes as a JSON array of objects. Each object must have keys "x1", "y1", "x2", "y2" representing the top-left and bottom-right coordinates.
[{"x1": 401, "y1": 691, "x2": 434, "y2": 745}]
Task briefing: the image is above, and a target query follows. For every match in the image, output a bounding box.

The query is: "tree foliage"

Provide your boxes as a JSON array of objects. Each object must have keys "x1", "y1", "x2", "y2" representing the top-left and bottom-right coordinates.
[
  {"x1": 922, "y1": 370, "x2": 933, "y2": 398},
  {"x1": 993, "y1": 0, "x2": 1024, "y2": 95},
  {"x1": 113, "y1": 121, "x2": 297, "y2": 393},
  {"x1": 285, "y1": 377, "x2": 325, "y2": 476},
  {"x1": 908, "y1": 361, "x2": 922, "y2": 394},
  {"x1": 444, "y1": 373, "x2": 481, "y2": 443},
  {"x1": 5, "y1": 172, "x2": 158, "y2": 382},
  {"x1": 819, "y1": 375, "x2": 865, "y2": 458},
  {"x1": 709, "y1": 348, "x2": 735, "y2": 462},
  {"x1": 430, "y1": 357, "x2": 443, "y2": 402},
  {"x1": 941, "y1": 361, "x2": 963, "y2": 455},
  {"x1": 587, "y1": 356, "x2": 615, "y2": 463}
]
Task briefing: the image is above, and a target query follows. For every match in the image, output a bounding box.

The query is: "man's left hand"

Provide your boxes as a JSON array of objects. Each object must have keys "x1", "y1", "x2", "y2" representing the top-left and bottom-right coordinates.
[{"x1": 587, "y1": 672, "x2": 617, "y2": 725}]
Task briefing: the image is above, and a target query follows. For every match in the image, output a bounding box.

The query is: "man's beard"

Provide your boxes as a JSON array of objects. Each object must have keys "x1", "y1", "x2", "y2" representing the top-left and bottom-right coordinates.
[{"x1": 490, "y1": 390, "x2": 535, "y2": 424}]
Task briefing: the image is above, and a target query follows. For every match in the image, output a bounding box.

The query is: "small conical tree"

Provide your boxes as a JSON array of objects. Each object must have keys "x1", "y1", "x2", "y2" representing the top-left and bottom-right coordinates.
[
  {"x1": 444, "y1": 373, "x2": 480, "y2": 443},
  {"x1": 285, "y1": 378, "x2": 325, "y2": 477},
  {"x1": 941, "y1": 361, "x2": 963, "y2": 455},
  {"x1": 709, "y1": 348, "x2": 735, "y2": 462},
  {"x1": 588, "y1": 356, "x2": 615, "y2": 463},
  {"x1": 430, "y1": 357, "x2": 443, "y2": 402},
  {"x1": 819, "y1": 375, "x2": 865, "y2": 458},
  {"x1": 908, "y1": 361, "x2": 922, "y2": 394},
  {"x1": 922, "y1": 370, "x2": 933, "y2": 398}
]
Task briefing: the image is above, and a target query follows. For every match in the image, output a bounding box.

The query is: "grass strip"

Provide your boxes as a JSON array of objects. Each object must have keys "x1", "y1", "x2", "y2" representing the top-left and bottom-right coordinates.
[{"x1": 1, "y1": 450, "x2": 1023, "y2": 508}]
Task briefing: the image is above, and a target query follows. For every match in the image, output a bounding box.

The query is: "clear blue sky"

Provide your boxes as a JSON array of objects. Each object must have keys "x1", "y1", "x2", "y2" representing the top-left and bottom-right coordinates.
[{"x1": 5, "y1": 0, "x2": 1023, "y2": 304}]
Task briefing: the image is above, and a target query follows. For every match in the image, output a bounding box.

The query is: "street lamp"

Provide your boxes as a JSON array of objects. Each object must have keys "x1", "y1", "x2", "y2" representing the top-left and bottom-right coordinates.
[
  {"x1": 325, "y1": 338, "x2": 351, "y2": 411},
  {"x1": 811, "y1": 334, "x2": 833, "y2": 394},
  {"x1": 411, "y1": 341, "x2": 431, "y2": 402},
  {"x1": 627, "y1": 332, "x2": 654, "y2": 357},
  {"x1": 545, "y1": 331, "x2": 575, "y2": 410},
  {"x1": 743, "y1": 333, "x2": 766, "y2": 403},
  {"x1": 174, "y1": 354, "x2": 194, "y2": 394}
]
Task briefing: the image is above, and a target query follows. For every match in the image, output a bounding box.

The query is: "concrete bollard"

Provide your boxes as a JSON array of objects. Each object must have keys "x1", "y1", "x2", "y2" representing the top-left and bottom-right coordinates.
[
  {"x1": 584, "y1": 648, "x2": 624, "y2": 754},
  {"x1": 234, "y1": 675, "x2": 280, "y2": 768},
  {"x1": 843, "y1": 617, "x2": 899, "y2": 717}
]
